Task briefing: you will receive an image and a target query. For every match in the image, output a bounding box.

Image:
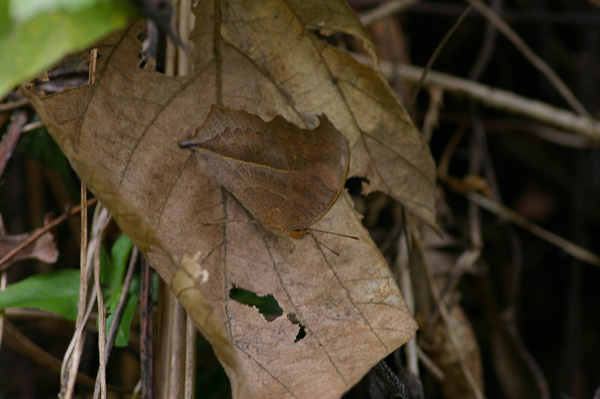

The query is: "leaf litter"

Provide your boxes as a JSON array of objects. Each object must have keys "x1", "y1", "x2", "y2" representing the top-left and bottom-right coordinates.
[{"x1": 27, "y1": 1, "x2": 436, "y2": 397}]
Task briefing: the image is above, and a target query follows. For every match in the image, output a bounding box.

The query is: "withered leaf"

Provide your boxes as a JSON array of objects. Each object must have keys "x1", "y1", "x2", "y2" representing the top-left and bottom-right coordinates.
[
  {"x1": 0, "y1": 231, "x2": 59, "y2": 266},
  {"x1": 28, "y1": 1, "x2": 431, "y2": 397},
  {"x1": 179, "y1": 106, "x2": 350, "y2": 239}
]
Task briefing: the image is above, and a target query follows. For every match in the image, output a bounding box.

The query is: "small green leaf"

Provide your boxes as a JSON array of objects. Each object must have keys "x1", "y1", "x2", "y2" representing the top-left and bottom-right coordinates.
[
  {"x1": 0, "y1": 269, "x2": 79, "y2": 320},
  {"x1": 100, "y1": 244, "x2": 114, "y2": 289},
  {"x1": 111, "y1": 234, "x2": 134, "y2": 282},
  {"x1": 0, "y1": 0, "x2": 137, "y2": 98},
  {"x1": 100, "y1": 234, "x2": 133, "y2": 291},
  {"x1": 101, "y1": 234, "x2": 136, "y2": 347},
  {"x1": 106, "y1": 290, "x2": 138, "y2": 347}
]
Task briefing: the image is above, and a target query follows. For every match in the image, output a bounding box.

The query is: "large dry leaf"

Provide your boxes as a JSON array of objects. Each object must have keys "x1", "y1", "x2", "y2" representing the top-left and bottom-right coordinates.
[{"x1": 28, "y1": 1, "x2": 434, "y2": 397}]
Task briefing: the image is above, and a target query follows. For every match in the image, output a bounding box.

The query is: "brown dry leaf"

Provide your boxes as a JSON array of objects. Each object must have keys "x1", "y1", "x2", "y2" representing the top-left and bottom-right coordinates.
[
  {"x1": 420, "y1": 230, "x2": 485, "y2": 398},
  {"x1": 27, "y1": 1, "x2": 434, "y2": 397},
  {"x1": 0, "y1": 231, "x2": 59, "y2": 265},
  {"x1": 424, "y1": 305, "x2": 484, "y2": 399}
]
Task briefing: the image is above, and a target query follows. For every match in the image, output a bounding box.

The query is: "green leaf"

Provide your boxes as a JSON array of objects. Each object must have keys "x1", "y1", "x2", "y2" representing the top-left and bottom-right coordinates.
[
  {"x1": 99, "y1": 244, "x2": 114, "y2": 288},
  {"x1": 9, "y1": 0, "x2": 98, "y2": 22},
  {"x1": 0, "y1": 269, "x2": 79, "y2": 320},
  {"x1": 101, "y1": 234, "x2": 136, "y2": 347},
  {"x1": 111, "y1": 234, "x2": 134, "y2": 284},
  {"x1": 0, "y1": 1, "x2": 10, "y2": 38},
  {"x1": 100, "y1": 233, "x2": 133, "y2": 290},
  {"x1": 105, "y1": 288, "x2": 138, "y2": 347},
  {"x1": 0, "y1": 0, "x2": 136, "y2": 98}
]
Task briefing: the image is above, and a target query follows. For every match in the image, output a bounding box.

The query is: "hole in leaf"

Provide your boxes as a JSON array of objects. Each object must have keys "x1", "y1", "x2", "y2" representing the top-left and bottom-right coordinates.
[
  {"x1": 346, "y1": 176, "x2": 367, "y2": 195},
  {"x1": 287, "y1": 313, "x2": 307, "y2": 343},
  {"x1": 229, "y1": 286, "x2": 283, "y2": 321},
  {"x1": 294, "y1": 325, "x2": 306, "y2": 342}
]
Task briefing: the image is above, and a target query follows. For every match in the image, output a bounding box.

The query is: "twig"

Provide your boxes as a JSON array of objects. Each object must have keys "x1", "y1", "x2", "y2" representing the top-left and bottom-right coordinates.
[
  {"x1": 395, "y1": 228, "x2": 419, "y2": 376},
  {"x1": 410, "y1": 4, "x2": 472, "y2": 110},
  {"x1": 503, "y1": 310, "x2": 551, "y2": 399},
  {"x1": 185, "y1": 315, "x2": 197, "y2": 399},
  {"x1": 0, "y1": 111, "x2": 28, "y2": 177},
  {"x1": 2, "y1": 319, "x2": 129, "y2": 393},
  {"x1": 467, "y1": 192, "x2": 600, "y2": 267},
  {"x1": 416, "y1": 345, "x2": 444, "y2": 381},
  {"x1": 93, "y1": 244, "x2": 107, "y2": 399},
  {"x1": 426, "y1": 249, "x2": 481, "y2": 329},
  {"x1": 107, "y1": 248, "x2": 138, "y2": 357},
  {"x1": 0, "y1": 198, "x2": 98, "y2": 270},
  {"x1": 23, "y1": 120, "x2": 45, "y2": 133},
  {"x1": 94, "y1": 247, "x2": 139, "y2": 397},
  {"x1": 466, "y1": 0, "x2": 592, "y2": 120},
  {"x1": 177, "y1": 0, "x2": 193, "y2": 76},
  {"x1": 140, "y1": 257, "x2": 154, "y2": 399},
  {"x1": 366, "y1": 57, "x2": 600, "y2": 141},
  {"x1": 359, "y1": 0, "x2": 421, "y2": 26},
  {"x1": 468, "y1": 0, "x2": 502, "y2": 81},
  {"x1": 421, "y1": 86, "x2": 443, "y2": 142},
  {"x1": 90, "y1": 206, "x2": 112, "y2": 399},
  {"x1": 61, "y1": 203, "x2": 108, "y2": 399},
  {"x1": 0, "y1": 97, "x2": 29, "y2": 112},
  {"x1": 416, "y1": 239, "x2": 485, "y2": 399}
]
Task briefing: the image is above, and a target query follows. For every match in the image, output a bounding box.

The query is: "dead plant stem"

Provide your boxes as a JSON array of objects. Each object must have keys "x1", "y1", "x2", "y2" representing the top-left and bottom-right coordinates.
[
  {"x1": 367, "y1": 57, "x2": 600, "y2": 141},
  {"x1": 468, "y1": 193, "x2": 600, "y2": 266},
  {"x1": 410, "y1": 5, "x2": 472, "y2": 111},
  {"x1": 466, "y1": 0, "x2": 592, "y2": 121},
  {"x1": 0, "y1": 97, "x2": 29, "y2": 112},
  {"x1": 359, "y1": 0, "x2": 421, "y2": 26}
]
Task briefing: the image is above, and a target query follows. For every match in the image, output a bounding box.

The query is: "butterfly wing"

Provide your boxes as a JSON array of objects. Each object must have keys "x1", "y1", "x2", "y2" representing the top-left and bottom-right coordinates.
[{"x1": 185, "y1": 106, "x2": 349, "y2": 238}]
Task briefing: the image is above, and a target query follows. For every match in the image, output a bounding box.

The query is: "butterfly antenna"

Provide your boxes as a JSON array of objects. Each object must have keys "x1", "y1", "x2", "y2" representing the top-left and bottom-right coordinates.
[
  {"x1": 310, "y1": 235, "x2": 342, "y2": 257},
  {"x1": 308, "y1": 228, "x2": 360, "y2": 240}
]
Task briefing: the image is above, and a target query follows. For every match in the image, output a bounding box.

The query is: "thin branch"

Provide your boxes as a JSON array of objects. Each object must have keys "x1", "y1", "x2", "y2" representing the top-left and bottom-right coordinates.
[
  {"x1": 468, "y1": 193, "x2": 600, "y2": 267},
  {"x1": 23, "y1": 120, "x2": 45, "y2": 133},
  {"x1": 416, "y1": 238, "x2": 485, "y2": 399},
  {"x1": 0, "y1": 199, "x2": 98, "y2": 270},
  {"x1": 395, "y1": 229, "x2": 419, "y2": 376},
  {"x1": 422, "y1": 86, "x2": 443, "y2": 142},
  {"x1": 185, "y1": 316, "x2": 197, "y2": 399},
  {"x1": 107, "y1": 248, "x2": 138, "y2": 356},
  {"x1": 0, "y1": 111, "x2": 28, "y2": 177},
  {"x1": 61, "y1": 203, "x2": 109, "y2": 399},
  {"x1": 365, "y1": 57, "x2": 600, "y2": 141},
  {"x1": 468, "y1": 0, "x2": 503, "y2": 80},
  {"x1": 94, "y1": 247, "x2": 139, "y2": 398},
  {"x1": 0, "y1": 97, "x2": 29, "y2": 112},
  {"x1": 140, "y1": 257, "x2": 154, "y2": 399},
  {"x1": 466, "y1": 0, "x2": 592, "y2": 120},
  {"x1": 2, "y1": 319, "x2": 129, "y2": 393},
  {"x1": 359, "y1": 0, "x2": 421, "y2": 26},
  {"x1": 416, "y1": 345, "x2": 444, "y2": 381},
  {"x1": 93, "y1": 209, "x2": 111, "y2": 399},
  {"x1": 502, "y1": 310, "x2": 551, "y2": 399},
  {"x1": 411, "y1": 5, "x2": 472, "y2": 110}
]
